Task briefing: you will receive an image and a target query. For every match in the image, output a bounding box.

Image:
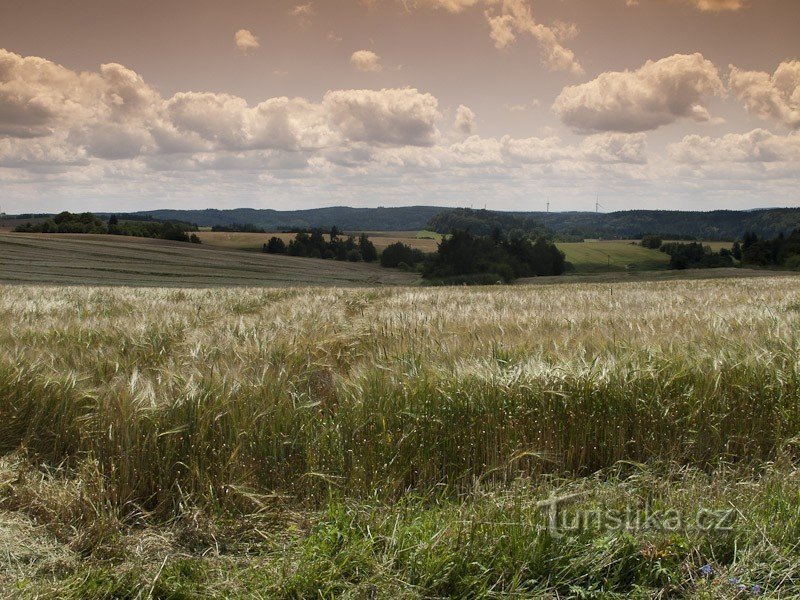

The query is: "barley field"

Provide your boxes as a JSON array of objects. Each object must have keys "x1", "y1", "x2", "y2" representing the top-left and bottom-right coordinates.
[{"x1": 2, "y1": 278, "x2": 800, "y2": 598}]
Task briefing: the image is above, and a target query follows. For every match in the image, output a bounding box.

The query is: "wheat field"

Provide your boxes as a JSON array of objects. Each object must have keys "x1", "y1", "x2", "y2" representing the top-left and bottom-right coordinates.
[{"x1": 2, "y1": 279, "x2": 800, "y2": 597}]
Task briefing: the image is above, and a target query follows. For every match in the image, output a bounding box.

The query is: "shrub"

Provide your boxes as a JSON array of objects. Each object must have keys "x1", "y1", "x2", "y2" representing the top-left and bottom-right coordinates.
[{"x1": 264, "y1": 237, "x2": 287, "y2": 254}]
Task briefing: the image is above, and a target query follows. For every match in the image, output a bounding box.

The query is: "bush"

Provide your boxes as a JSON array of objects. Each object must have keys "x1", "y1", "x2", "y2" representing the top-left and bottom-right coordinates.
[
  {"x1": 264, "y1": 237, "x2": 287, "y2": 254},
  {"x1": 381, "y1": 242, "x2": 425, "y2": 269},
  {"x1": 641, "y1": 235, "x2": 663, "y2": 249},
  {"x1": 346, "y1": 249, "x2": 362, "y2": 262}
]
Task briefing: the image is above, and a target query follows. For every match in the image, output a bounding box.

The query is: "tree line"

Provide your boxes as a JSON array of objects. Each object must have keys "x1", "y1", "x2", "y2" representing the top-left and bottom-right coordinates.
[
  {"x1": 14, "y1": 212, "x2": 201, "y2": 243},
  {"x1": 263, "y1": 227, "x2": 378, "y2": 263},
  {"x1": 266, "y1": 228, "x2": 566, "y2": 284},
  {"x1": 641, "y1": 229, "x2": 800, "y2": 271}
]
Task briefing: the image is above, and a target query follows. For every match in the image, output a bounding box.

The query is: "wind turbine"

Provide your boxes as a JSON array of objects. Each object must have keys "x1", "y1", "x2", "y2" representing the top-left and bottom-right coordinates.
[
  {"x1": 546, "y1": 197, "x2": 550, "y2": 213},
  {"x1": 595, "y1": 197, "x2": 603, "y2": 214}
]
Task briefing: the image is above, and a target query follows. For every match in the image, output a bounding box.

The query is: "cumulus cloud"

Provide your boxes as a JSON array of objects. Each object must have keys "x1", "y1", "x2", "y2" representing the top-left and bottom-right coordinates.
[
  {"x1": 234, "y1": 29, "x2": 260, "y2": 54},
  {"x1": 729, "y1": 61, "x2": 800, "y2": 129},
  {"x1": 0, "y1": 50, "x2": 95, "y2": 137},
  {"x1": 668, "y1": 129, "x2": 800, "y2": 164},
  {"x1": 323, "y1": 88, "x2": 440, "y2": 146},
  {"x1": 553, "y1": 53, "x2": 724, "y2": 133},
  {"x1": 408, "y1": 0, "x2": 582, "y2": 74},
  {"x1": 0, "y1": 48, "x2": 445, "y2": 171},
  {"x1": 454, "y1": 105, "x2": 476, "y2": 135},
  {"x1": 350, "y1": 50, "x2": 383, "y2": 72}
]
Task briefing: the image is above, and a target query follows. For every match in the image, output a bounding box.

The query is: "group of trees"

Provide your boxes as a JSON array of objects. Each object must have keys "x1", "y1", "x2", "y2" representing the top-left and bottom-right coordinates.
[
  {"x1": 15, "y1": 212, "x2": 201, "y2": 243},
  {"x1": 211, "y1": 223, "x2": 265, "y2": 233},
  {"x1": 421, "y1": 230, "x2": 566, "y2": 283},
  {"x1": 263, "y1": 227, "x2": 378, "y2": 263},
  {"x1": 263, "y1": 226, "x2": 566, "y2": 284},
  {"x1": 640, "y1": 234, "x2": 736, "y2": 270},
  {"x1": 659, "y1": 242, "x2": 735, "y2": 269},
  {"x1": 427, "y1": 208, "x2": 548, "y2": 238},
  {"x1": 741, "y1": 230, "x2": 800, "y2": 268},
  {"x1": 641, "y1": 229, "x2": 800, "y2": 271},
  {"x1": 380, "y1": 242, "x2": 427, "y2": 269}
]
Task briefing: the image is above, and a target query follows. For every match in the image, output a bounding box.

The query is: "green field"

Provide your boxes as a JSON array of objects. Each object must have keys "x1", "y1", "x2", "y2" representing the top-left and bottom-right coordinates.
[
  {"x1": 0, "y1": 234, "x2": 418, "y2": 287},
  {"x1": 2, "y1": 278, "x2": 800, "y2": 597},
  {"x1": 558, "y1": 241, "x2": 670, "y2": 272}
]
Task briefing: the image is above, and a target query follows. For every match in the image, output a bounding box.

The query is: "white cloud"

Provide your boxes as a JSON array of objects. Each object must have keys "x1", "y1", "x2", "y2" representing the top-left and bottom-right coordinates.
[
  {"x1": 626, "y1": 0, "x2": 746, "y2": 10},
  {"x1": 323, "y1": 88, "x2": 440, "y2": 146},
  {"x1": 234, "y1": 29, "x2": 260, "y2": 54},
  {"x1": 553, "y1": 53, "x2": 724, "y2": 133},
  {"x1": 408, "y1": 0, "x2": 582, "y2": 74},
  {"x1": 350, "y1": 50, "x2": 383, "y2": 72},
  {"x1": 454, "y1": 105, "x2": 476, "y2": 135},
  {"x1": 1, "y1": 48, "x2": 798, "y2": 213},
  {"x1": 669, "y1": 129, "x2": 800, "y2": 164},
  {"x1": 729, "y1": 61, "x2": 800, "y2": 130}
]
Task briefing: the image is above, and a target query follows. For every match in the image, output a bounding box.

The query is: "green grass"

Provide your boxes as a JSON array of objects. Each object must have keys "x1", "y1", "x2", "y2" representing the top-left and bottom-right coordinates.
[
  {"x1": 558, "y1": 241, "x2": 671, "y2": 273},
  {"x1": 415, "y1": 229, "x2": 443, "y2": 241},
  {"x1": 2, "y1": 279, "x2": 800, "y2": 597}
]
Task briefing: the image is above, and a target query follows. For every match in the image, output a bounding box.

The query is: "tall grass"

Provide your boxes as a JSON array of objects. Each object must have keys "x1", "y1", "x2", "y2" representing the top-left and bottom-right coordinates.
[{"x1": 1, "y1": 280, "x2": 799, "y2": 515}]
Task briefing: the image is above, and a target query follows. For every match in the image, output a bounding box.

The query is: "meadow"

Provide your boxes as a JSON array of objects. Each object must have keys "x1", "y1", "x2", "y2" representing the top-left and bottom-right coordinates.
[{"x1": 1, "y1": 278, "x2": 800, "y2": 598}]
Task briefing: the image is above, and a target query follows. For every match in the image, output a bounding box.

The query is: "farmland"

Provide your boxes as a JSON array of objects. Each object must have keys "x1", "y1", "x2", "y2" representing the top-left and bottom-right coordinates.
[
  {"x1": 0, "y1": 234, "x2": 418, "y2": 287},
  {"x1": 2, "y1": 278, "x2": 800, "y2": 597},
  {"x1": 196, "y1": 230, "x2": 441, "y2": 253}
]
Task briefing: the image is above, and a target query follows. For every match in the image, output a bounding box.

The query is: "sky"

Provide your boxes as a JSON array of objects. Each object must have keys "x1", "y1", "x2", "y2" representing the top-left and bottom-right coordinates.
[{"x1": 1, "y1": 0, "x2": 799, "y2": 214}]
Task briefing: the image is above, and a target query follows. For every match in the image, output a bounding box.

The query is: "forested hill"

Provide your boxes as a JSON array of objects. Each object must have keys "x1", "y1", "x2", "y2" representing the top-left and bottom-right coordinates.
[
  {"x1": 129, "y1": 206, "x2": 444, "y2": 232},
  {"x1": 534, "y1": 209, "x2": 800, "y2": 240},
  {"x1": 430, "y1": 208, "x2": 800, "y2": 241},
  {"x1": 106, "y1": 206, "x2": 800, "y2": 240}
]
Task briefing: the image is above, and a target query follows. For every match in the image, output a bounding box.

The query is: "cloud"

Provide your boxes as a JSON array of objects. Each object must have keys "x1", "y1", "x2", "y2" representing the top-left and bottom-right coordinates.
[
  {"x1": 729, "y1": 61, "x2": 800, "y2": 130},
  {"x1": 499, "y1": 132, "x2": 647, "y2": 165},
  {"x1": 668, "y1": 129, "x2": 800, "y2": 164},
  {"x1": 407, "y1": 0, "x2": 582, "y2": 74},
  {"x1": 0, "y1": 50, "x2": 94, "y2": 137},
  {"x1": 454, "y1": 105, "x2": 476, "y2": 135},
  {"x1": 234, "y1": 29, "x2": 260, "y2": 54},
  {"x1": 626, "y1": 0, "x2": 746, "y2": 10},
  {"x1": 0, "y1": 48, "x2": 444, "y2": 169},
  {"x1": 3, "y1": 48, "x2": 797, "y2": 214},
  {"x1": 683, "y1": 0, "x2": 745, "y2": 11},
  {"x1": 290, "y1": 3, "x2": 315, "y2": 24},
  {"x1": 350, "y1": 50, "x2": 383, "y2": 72},
  {"x1": 323, "y1": 88, "x2": 441, "y2": 146},
  {"x1": 553, "y1": 53, "x2": 724, "y2": 133}
]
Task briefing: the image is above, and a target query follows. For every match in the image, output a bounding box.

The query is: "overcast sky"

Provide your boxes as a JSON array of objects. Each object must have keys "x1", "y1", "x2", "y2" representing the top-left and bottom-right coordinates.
[{"x1": 1, "y1": 0, "x2": 799, "y2": 214}]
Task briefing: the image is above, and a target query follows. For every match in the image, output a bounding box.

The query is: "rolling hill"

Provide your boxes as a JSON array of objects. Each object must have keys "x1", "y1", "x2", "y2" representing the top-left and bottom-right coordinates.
[
  {"x1": 107, "y1": 206, "x2": 800, "y2": 240},
  {"x1": 0, "y1": 234, "x2": 420, "y2": 287}
]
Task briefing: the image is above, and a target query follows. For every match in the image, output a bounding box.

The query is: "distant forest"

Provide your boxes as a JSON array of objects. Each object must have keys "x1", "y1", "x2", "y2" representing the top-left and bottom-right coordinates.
[
  {"x1": 428, "y1": 208, "x2": 800, "y2": 241},
  {"x1": 103, "y1": 206, "x2": 800, "y2": 241}
]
